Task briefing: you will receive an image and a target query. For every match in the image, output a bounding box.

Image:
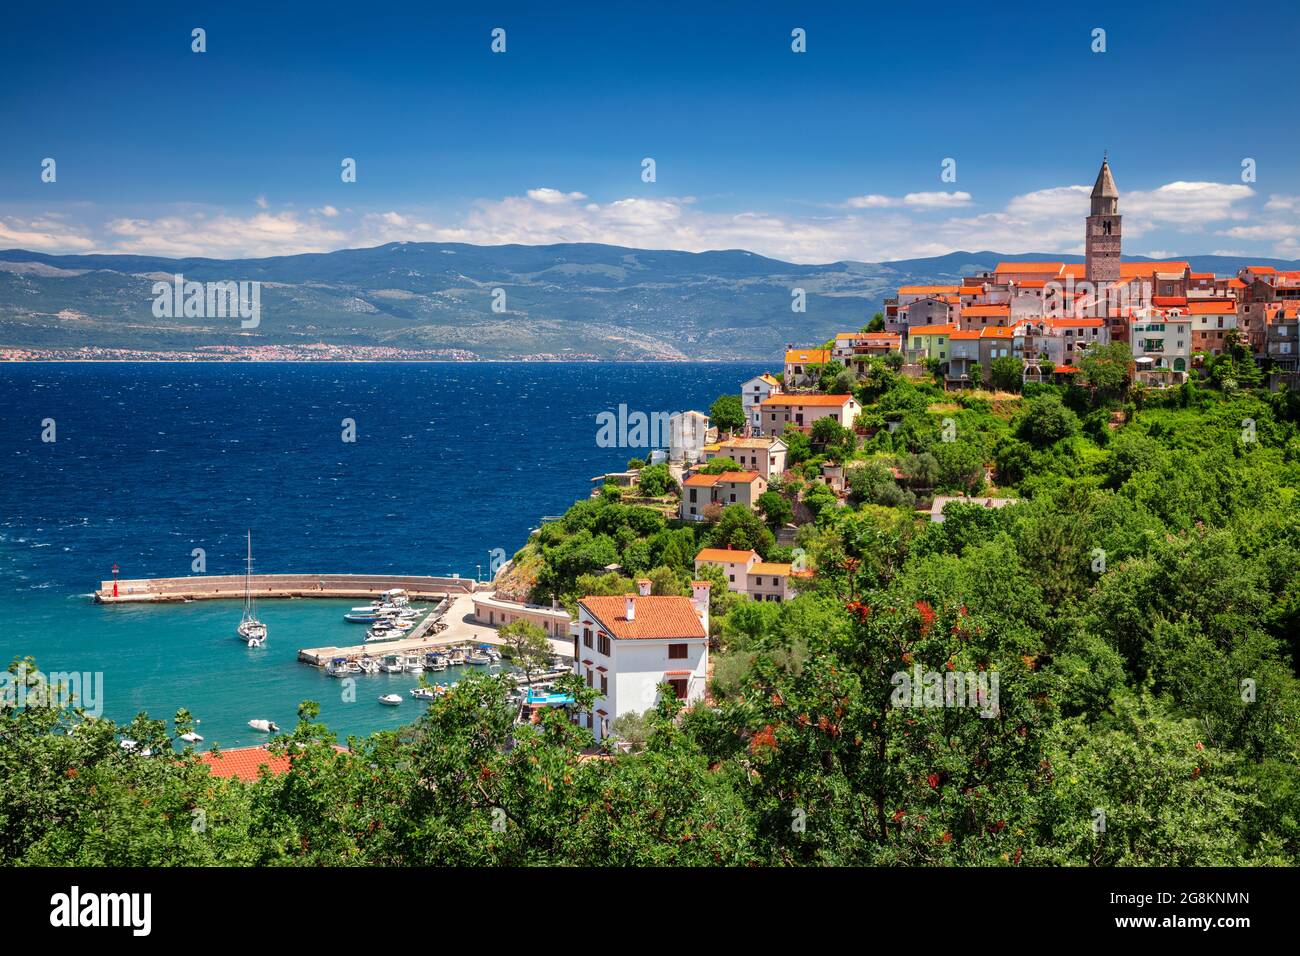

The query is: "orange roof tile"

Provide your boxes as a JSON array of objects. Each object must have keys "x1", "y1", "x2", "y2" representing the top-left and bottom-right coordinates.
[
  {"x1": 761, "y1": 394, "x2": 856, "y2": 407},
  {"x1": 696, "y1": 547, "x2": 758, "y2": 563},
  {"x1": 683, "y1": 473, "x2": 721, "y2": 487},
  {"x1": 1245, "y1": 266, "x2": 1277, "y2": 274},
  {"x1": 907, "y1": 323, "x2": 958, "y2": 337},
  {"x1": 980, "y1": 326, "x2": 1015, "y2": 339},
  {"x1": 1186, "y1": 301, "x2": 1237, "y2": 314},
  {"x1": 716, "y1": 471, "x2": 761, "y2": 484},
  {"x1": 949, "y1": 329, "x2": 982, "y2": 340},
  {"x1": 198, "y1": 746, "x2": 292, "y2": 781},
  {"x1": 580, "y1": 595, "x2": 706, "y2": 640},
  {"x1": 995, "y1": 262, "x2": 1065, "y2": 275},
  {"x1": 898, "y1": 285, "x2": 961, "y2": 295},
  {"x1": 784, "y1": 348, "x2": 830, "y2": 364},
  {"x1": 963, "y1": 304, "x2": 1010, "y2": 316},
  {"x1": 749, "y1": 562, "x2": 795, "y2": 575}
]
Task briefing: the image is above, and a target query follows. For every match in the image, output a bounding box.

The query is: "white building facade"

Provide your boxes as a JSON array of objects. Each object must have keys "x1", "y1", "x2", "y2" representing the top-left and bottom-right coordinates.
[{"x1": 571, "y1": 581, "x2": 710, "y2": 742}]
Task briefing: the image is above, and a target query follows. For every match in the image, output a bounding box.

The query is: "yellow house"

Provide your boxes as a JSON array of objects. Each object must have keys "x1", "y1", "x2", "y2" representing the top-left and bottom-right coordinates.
[{"x1": 906, "y1": 323, "x2": 958, "y2": 363}]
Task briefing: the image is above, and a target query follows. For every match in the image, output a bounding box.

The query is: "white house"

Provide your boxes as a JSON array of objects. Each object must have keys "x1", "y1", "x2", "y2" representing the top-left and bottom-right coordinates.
[
  {"x1": 741, "y1": 374, "x2": 781, "y2": 433},
  {"x1": 571, "y1": 580, "x2": 710, "y2": 742}
]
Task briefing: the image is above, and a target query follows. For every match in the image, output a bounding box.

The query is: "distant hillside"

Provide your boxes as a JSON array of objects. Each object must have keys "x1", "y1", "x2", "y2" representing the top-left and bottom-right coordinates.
[{"x1": 2, "y1": 243, "x2": 1295, "y2": 360}]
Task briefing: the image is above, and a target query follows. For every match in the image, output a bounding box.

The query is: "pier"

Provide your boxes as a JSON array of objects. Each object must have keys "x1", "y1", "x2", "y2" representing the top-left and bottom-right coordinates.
[
  {"x1": 94, "y1": 573, "x2": 477, "y2": 604},
  {"x1": 296, "y1": 592, "x2": 574, "y2": 666}
]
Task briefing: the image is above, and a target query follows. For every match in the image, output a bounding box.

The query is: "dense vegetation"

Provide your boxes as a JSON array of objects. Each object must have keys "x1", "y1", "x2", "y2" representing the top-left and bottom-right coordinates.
[{"x1": 4, "y1": 350, "x2": 1299, "y2": 866}]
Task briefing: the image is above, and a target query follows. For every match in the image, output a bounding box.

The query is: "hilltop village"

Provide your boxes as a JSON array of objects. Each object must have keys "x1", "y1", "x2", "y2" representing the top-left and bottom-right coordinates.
[{"x1": 465, "y1": 160, "x2": 1300, "y2": 744}]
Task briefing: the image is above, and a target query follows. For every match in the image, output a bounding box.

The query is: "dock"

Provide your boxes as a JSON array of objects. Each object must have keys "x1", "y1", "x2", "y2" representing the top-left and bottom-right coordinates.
[
  {"x1": 296, "y1": 591, "x2": 574, "y2": 666},
  {"x1": 94, "y1": 573, "x2": 477, "y2": 604}
]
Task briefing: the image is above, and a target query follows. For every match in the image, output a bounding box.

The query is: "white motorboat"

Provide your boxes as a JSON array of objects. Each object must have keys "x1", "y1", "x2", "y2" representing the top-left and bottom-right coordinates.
[
  {"x1": 466, "y1": 651, "x2": 491, "y2": 665},
  {"x1": 380, "y1": 655, "x2": 405, "y2": 674},
  {"x1": 424, "y1": 653, "x2": 448, "y2": 671},
  {"x1": 403, "y1": 655, "x2": 424, "y2": 674},
  {"x1": 179, "y1": 731, "x2": 204, "y2": 743},
  {"x1": 410, "y1": 687, "x2": 436, "y2": 701},
  {"x1": 378, "y1": 694, "x2": 403, "y2": 706},
  {"x1": 235, "y1": 531, "x2": 268, "y2": 646},
  {"x1": 248, "y1": 719, "x2": 280, "y2": 733},
  {"x1": 365, "y1": 624, "x2": 402, "y2": 642},
  {"x1": 356, "y1": 657, "x2": 380, "y2": 675},
  {"x1": 326, "y1": 658, "x2": 361, "y2": 677}
]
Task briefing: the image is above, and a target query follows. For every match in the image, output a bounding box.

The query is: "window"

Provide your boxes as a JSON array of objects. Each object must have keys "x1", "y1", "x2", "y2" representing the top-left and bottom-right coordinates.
[
  {"x1": 597, "y1": 633, "x2": 611, "y2": 655},
  {"x1": 668, "y1": 644, "x2": 688, "y2": 659},
  {"x1": 586, "y1": 669, "x2": 593, "y2": 687},
  {"x1": 668, "y1": 678, "x2": 688, "y2": 700},
  {"x1": 754, "y1": 576, "x2": 763, "y2": 586},
  {"x1": 600, "y1": 674, "x2": 608, "y2": 695}
]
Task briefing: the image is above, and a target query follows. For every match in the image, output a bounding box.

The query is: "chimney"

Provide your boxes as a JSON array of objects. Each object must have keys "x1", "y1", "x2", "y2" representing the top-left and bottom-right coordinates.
[
  {"x1": 691, "y1": 580, "x2": 711, "y2": 634},
  {"x1": 625, "y1": 596, "x2": 636, "y2": 621},
  {"x1": 636, "y1": 578, "x2": 651, "y2": 597}
]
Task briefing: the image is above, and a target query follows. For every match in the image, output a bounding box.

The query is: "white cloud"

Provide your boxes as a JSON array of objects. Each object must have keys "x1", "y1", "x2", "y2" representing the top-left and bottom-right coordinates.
[
  {"x1": 844, "y1": 191, "x2": 971, "y2": 210},
  {"x1": 0, "y1": 216, "x2": 96, "y2": 252},
  {"x1": 902, "y1": 191, "x2": 972, "y2": 208},
  {"x1": 254, "y1": 195, "x2": 269, "y2": 209},
  {"x1": 103, "y1": 211, "x2": 348, "y2": 258},
  {"x1": 1124, "y1": 181, "x2": 1253, "y2": 224},
  {"x1": 1, "y1": 176, "x2": 1287, "y2": 263}
]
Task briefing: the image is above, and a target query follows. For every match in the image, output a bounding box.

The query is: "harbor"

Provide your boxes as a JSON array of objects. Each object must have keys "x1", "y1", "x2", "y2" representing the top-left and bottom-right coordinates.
[{"x1": 295, "y1": 591, "x2": 573, "y2": 666}]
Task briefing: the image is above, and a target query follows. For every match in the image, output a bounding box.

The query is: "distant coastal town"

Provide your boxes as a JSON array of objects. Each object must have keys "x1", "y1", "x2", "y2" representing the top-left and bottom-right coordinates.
[{"x1": 0, "y1": 344, "x2": 600, "y2": 362}]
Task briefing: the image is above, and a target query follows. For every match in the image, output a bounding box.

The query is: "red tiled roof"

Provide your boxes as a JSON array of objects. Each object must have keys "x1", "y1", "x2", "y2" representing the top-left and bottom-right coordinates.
[
  {"x1": 682, "y1": 473, "x2": 721, "y2": 487},
  {"x1": 995, "y1": 261, "x2": 1065, "y2": 275},
  {"x1": 907, "y1": 323, "x2": 958, "y2": 336},
  {"x1": 696, "y1": 547, "x2": 758, "y2": 563},
  {"x1": 716, "y1": 471, "x2": 761, "y2": 485},
  {"x1": 198, "y1": 747, "x2": 292, "y2": 781},
  {"x1": 980, "y1": 326, "x2": 1015, "y2": 339},
  {"x1": 664, "y1": 670, "x2": 693, "y2": 676},
  {"x1": 963, "y1": 304, "x2": 1011, "y2": 316},
  {"x1": 580, "y1": 595, "x2": 706, "y2": 640},
  {"x1": 784, "y1": 348, "x2": 830, "y2": 364},
  {"x1": 1186, "y1": 300, "x2": 1237, "y2": 314},
  {"x1": 749, "y1": 562, "x2": 794, "y2": 575},
  {"x1": 899, "y1": 285, "x2": 961, "y2": 295},
  {"x1": 760, "y1": 394, "x2": 855, "y2": 408}
]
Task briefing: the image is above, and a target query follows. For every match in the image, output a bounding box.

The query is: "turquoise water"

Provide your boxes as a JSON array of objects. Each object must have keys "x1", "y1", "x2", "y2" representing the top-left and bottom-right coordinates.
[{"x1": 0, "y1": 362, "x2": 763, "y2": 747}]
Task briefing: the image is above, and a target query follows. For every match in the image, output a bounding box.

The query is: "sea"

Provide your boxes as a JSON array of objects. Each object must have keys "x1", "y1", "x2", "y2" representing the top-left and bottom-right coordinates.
[{"x1": 0, "y1": 361, "x2": 763, "y2": 748}]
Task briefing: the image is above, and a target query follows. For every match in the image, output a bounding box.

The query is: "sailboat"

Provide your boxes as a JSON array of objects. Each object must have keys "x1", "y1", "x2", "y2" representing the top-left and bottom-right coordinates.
[{"x1": 235, "y1": 530, "x2": 268, "y2": 646}]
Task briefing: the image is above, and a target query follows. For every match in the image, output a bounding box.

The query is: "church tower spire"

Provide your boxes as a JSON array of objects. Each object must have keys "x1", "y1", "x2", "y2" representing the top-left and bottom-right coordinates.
[{"x1": 1086, "y1": 155, "x2": 1121, "y2": 283}]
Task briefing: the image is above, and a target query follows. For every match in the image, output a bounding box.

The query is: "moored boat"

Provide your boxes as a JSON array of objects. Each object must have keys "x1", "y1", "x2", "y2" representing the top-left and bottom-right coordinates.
[
  {"x1": 248, "y1": 719, "x2": 279, "y2": 733},
  {"x1": 235, "y1": 530, "x2": 268, "y2": 646},
  {"x1": 378, "y1": 693, "x2": 402, "y2": 706}
]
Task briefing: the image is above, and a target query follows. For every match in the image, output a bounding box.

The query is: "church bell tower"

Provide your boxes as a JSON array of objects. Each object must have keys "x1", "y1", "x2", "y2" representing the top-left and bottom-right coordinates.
[{"x1": 1085, "y1": 155, "x2": 1121, "y2": 284}]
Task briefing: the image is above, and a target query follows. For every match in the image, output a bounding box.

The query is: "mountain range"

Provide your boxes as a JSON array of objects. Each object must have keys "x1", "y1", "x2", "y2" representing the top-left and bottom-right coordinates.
[{"x1": 2, "y1": 243, "x2": 1296, "y2": 360}]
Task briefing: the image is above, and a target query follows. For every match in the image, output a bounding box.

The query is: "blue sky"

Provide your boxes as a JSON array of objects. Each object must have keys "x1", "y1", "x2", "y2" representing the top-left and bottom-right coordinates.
[{"x1": 2, "y1": 0, "x2": 1298, "y2": 262}]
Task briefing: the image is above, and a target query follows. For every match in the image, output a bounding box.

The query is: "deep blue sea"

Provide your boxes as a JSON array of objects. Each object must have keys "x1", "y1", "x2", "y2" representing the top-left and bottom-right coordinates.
[{"x1": 0, "y1": 362, "x2": 763, "y2": 747}]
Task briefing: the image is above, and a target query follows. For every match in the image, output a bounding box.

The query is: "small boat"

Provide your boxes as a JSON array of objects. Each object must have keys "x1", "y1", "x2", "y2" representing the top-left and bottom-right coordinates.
[
  {"x1": 410, "y1": 687, "x2": 436, "y2": 701},
  {"x1": 356, "y1": 657, "x2": 380, "y2": 675},
  {"x1": 445, "y1": 650, "x2": 467, "y2": 666},
  {"x1": 345, "y1": 610, "x2": 384, "y2": 623},
  {"x1": 466, "y1": 652, "x2": 491, "y2": 665},
  {"x1": 424, "y1": 653, "x2": 448, "y2": 671},
  {"x1": 235, "y1": 530, "x2": 269, "y2": 646},
  {"x1": 403, "y1": 655, "x2": 424, "y2": 674},
  {"x1": 365, "y1": 624, "x2": 401, "y2": 642},
  {"x1": 248, "y1": 719, "x2": 280, "y2": 733},
  {"x1": 380, "y1": 655, "x2": 405, "y2": 674},
  {"x1": 378, "y1": 694, "x2": 403, "y2": 706},
  {"x1": 179, "y1": 731, "x2": 204, "y2": 743},
  {"x1": 326, "y1": 658, "x2": 361, "y2": 677}
]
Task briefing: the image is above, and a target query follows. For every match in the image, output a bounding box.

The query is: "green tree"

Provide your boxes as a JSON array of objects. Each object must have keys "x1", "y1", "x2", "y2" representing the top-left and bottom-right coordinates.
[
  {"x1": 636, "y1": 463, "x2": 676, "y2": 497},
  {"x1": 709, "y1": 394, "x2": 746, "y2": 433},
  {"x1": 497, "y1": 619, "x2": 553, "y2": 687},
  {"x1": 989, "y1": 355, "x2": 1023, "y2": 392}
]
